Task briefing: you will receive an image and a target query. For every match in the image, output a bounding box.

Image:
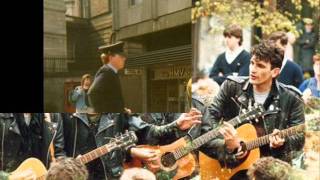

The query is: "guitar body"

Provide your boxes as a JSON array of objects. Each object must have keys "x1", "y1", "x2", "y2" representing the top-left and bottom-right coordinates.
[
  {"x1": 11, "y1": 158, "x2": 47, "y2": 180},
  {"x1": 200, "y1": 124, "x2": 260, "y2": 180},
  {"x1": 124, "y1": 137, "x2": 196, "y2": 180}
]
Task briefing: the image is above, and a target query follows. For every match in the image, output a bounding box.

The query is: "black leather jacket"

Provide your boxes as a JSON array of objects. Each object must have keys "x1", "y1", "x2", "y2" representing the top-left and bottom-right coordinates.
[
  {"x1": 62, "y1": 113, "x2": 181, "y2": 180},
  {"x1": 0, "y1": 113, "x2": 65, "y2": 172},
  {"x1": 193, "y1": 76, "x2": 305, "y2": 166}
]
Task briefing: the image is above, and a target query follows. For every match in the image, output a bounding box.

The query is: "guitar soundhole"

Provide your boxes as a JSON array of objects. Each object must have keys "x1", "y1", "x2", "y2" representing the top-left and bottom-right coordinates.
[{"x1": 161, "y1": 152, "x2": 176, "y2": 168}]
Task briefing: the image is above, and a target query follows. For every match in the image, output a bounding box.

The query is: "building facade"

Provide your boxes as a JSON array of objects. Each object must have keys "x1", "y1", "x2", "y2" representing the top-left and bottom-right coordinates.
[
  {"x1": 112, "y1": 0, "x2": 192, "y2": 112},
  {"x1": 44, "y1": 0, "x2": 192, "y2": 112}
]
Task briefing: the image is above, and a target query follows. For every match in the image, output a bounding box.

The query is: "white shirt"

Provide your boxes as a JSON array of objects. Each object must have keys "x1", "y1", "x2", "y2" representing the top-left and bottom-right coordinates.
[
  {"x1": 253, "y1": 91, "x2": 269, "y2": 105},
  {"x1": 225, "y1": 46, "x2": 244, "y2": 64},
  {"x1": 23, "y1": 113, "x2": 31, "y2": 126}
]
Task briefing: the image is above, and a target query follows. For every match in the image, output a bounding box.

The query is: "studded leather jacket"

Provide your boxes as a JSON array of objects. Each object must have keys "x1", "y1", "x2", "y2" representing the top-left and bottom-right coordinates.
[
  {"x1": 62, "y1": 113, "x2": 181, "y2": 180},
  {"x1": 194, "y1": 76, "x2": 305, "y2": 166}
]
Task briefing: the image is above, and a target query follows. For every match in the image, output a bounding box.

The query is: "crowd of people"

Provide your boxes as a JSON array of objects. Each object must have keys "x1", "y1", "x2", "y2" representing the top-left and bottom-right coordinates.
[{"x1": 0, "y1": 18, "x2": 318, "y2": 180}]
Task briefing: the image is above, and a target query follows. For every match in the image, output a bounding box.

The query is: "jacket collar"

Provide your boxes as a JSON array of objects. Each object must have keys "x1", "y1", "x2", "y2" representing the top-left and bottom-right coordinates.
[
  {"x1": 73, "y1": 113, "x2": 90, "y2": 127},
  {"x1": 238, "y1": 79, "x2": 281, "y2": 108},
  {"x1": 0, "y1": 113, "x2": 21, "y2": 135},
  {"x1": 73, "y1": 113, "x2": 117, "y2": 134},
  {"x1": 97, "y1": 113, "x2": 116, "y2": 134},
  {"x1": 242, "y1": 79, "x2": 280, "y2": 97}
]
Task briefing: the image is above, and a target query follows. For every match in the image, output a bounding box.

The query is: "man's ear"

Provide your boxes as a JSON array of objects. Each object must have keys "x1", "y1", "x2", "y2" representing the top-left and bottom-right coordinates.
[{"x1": 271, "y1": 67, "x2": 281, "y2": 78}]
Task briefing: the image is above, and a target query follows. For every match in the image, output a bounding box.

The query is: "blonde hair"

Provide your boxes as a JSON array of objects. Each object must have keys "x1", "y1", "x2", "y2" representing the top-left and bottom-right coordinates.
[
  {"x1": 120, "y1": 168, "x2": 156, "y2": 180},
  {"x1": 81, "y1": 74, "x2": 92, "y2": 87}
]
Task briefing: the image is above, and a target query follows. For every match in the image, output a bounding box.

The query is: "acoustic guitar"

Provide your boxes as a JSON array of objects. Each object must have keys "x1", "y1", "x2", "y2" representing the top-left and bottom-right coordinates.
[
  {"x1": 200, "y1": 123, "x2": 306, "y2": 180},
  {"x1": 125, "y1": 104, "x2": 268, "y2": 180},
  {"x1": 9, "y1": 130, "x2": 137, "y2": 180}
]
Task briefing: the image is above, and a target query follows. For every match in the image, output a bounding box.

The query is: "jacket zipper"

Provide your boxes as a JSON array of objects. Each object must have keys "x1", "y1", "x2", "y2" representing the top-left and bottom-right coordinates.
[
  {"x1": 95, "y1": 120, "x2": 115, "y2": 178},
  {"x1": 73, "y1": 119, "x2": 78, "y2": 158}
]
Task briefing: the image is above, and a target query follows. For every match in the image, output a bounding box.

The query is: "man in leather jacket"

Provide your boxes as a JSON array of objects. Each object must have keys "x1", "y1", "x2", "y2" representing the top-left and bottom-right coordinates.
[
  {"x1": 196, "y1": 41, "x2": 305, "y2": 179},
  {"x1": 0, "y1": 113, "x2": 65, "y2": 179},
  {"x1": 62, "y1": 111, "x2": 201, "y2": 180}
]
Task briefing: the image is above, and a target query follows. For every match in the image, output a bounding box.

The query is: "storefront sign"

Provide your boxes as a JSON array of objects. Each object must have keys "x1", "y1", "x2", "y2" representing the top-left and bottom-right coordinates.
[
  {"x1": 124, "y1": 68, "x2": 143, "y2": 75},
  {"x1": 153, "y1": 66, "x2": 191, "y2": 80}
]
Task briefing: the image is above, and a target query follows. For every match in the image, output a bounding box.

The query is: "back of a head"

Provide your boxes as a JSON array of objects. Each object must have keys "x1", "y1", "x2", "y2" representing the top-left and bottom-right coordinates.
[
  {"x1": 247, "y1": 156, "x2": 306, "y2": 180},
  {"x1": 120, "y1": 168, "x2": 156, "y2": 180},
  {"x1": 46, "y1": 157, "x2": 88, "y2": 180},
  {"x1": 268, "y1": 31, "x2": 288, "y2": 47}
]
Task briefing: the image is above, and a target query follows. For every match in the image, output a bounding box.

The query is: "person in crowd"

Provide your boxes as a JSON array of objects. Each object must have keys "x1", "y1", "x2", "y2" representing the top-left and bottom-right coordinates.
[
  {"x1": 0, "y1": 113, "x2": 65, "y2": 179},
  {"x1": 268, "y1": 31, "x2": 304, "y2": 88},
  {"x1": 120, "y1": 168, "x2": 156, "y2": 180},
  {"x1": 209, "y1": 24, "x2": 251, "y2": 85},
  {"x1": 297, "y1": 18, "x2": 317, "y2": 76},
  {"x1": 247, "y1": 156, "x2": 306, "y2": 180},
  {"x1": 88, "y1": 41, "x2": 127, "y2": 112},
  {"x1": 61, "y1": 111, "x2": 201, "y2": 180},
  {"x1": 197, "y1": 41, "x2": 305, "y2": 179},
  {"x1": 46, "y1": 157, "x2": 89, "y2": 180},
  {"x1": 70, "y1": 74, "x2": 93, "y2": 113},
  {"x1": 299, "y1": 54, "x2": 320, "y2": 102}
]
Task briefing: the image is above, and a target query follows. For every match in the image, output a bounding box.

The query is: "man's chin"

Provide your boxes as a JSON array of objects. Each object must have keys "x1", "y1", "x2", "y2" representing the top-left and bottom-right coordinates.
[{"x1": 249, "y1": 79, "x2": 258, "y2": 85}]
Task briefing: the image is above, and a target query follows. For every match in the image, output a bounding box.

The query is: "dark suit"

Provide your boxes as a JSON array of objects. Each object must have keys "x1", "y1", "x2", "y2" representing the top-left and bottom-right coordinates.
[
  {"x1": 88, "y1": 65, "x2": 124, "y2": 112},
  {"x1": 278, "y1": 60, "x2": 304, "y2": 88}
]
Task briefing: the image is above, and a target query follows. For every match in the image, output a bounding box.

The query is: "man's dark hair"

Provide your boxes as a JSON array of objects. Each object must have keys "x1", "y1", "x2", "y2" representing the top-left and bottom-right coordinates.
[
  {"x1": 223, "y1": 24, "x2": 243, "y2": 45},
  {"x1": 251, "y1": 40, "x2": 284, "y2": 69},
  {"x1": 268, "y1": 31, "x2": 288, "y2": 46}
]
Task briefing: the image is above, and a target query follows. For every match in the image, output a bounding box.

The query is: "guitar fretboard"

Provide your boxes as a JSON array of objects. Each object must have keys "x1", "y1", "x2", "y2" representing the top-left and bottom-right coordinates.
[
  {"x1": 77, "y1": 144, "x2": 113, "y2": 164},
  {"x1": 172, "y1": 112, "x2": 259, "y2": 160},
  {"x1": 245, "y1": 124, "x2": 305, "y2": 151}
]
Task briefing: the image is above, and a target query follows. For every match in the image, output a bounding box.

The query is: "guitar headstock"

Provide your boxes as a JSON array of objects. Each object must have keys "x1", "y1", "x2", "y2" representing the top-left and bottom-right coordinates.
[
  {"x1": 108, "y1": 130, "x2": 138, "y2": 151},
  {"x1": 238, "y1": 104, "x2": 266, "y2": 124}
]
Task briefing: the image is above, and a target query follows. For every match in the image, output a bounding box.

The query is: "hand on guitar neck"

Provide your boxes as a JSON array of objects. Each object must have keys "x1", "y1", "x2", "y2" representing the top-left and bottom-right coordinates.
[
  {"x1": 269, "y1": 129, "x2": 285, "y2": 148},
  {"x1": 220, "y1": 122, "x2": 285, "y2": 159}
]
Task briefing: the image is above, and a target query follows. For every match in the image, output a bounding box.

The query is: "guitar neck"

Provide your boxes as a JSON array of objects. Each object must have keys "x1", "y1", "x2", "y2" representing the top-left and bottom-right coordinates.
[
  {"x1": 77, "y1": 144, "x2": 113, "y2": 164},
  {"x1": 172, "y1": 115, "x2": 246, "y2": 160},
  {"x1": 244, "y1": 124, "x2": 305, "y2": 151}
]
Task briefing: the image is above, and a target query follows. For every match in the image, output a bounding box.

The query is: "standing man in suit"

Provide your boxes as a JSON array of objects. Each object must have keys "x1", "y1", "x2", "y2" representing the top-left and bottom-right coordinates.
[{"x1": 88, "y1": 41, "x2": 127, "y2": 112}]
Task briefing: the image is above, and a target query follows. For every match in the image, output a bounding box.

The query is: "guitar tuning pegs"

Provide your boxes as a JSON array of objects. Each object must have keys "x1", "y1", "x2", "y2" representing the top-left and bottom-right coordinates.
[{"x1": 255, "y1": 118, "x2": 259, "y2": 123}]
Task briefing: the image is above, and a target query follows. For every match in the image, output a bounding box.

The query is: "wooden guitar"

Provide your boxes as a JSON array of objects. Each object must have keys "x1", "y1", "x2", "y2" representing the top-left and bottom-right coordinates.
[
  {"x1": 9, "y1": 131, "x2": 137, "y2": 180},
  {"x1": 125, "y1": 105, "x2": 267, "y2": 180},
  {"x1": 200, "y1": 123, "x2": 306, "y2": 180}
]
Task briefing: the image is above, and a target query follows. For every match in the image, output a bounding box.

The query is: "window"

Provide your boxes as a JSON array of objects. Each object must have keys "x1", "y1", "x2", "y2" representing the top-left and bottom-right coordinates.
[
  {"x1": 81, "y1": 0, "x2": 90, "y2": 18},
  {"x1": 129, "y1": 0, "x2": 143, "y2": 6}
]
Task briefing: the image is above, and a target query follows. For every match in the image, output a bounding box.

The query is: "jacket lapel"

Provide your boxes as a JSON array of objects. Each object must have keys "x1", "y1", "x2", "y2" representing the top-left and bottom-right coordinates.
[{"x1": 73, "y1": 113, "x2": 90, "y2": 128}]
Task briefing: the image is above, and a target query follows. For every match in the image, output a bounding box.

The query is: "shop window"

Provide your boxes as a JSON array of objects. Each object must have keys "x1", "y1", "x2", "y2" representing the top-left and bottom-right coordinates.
[{"x1": 129, "y1": 0, "x2": 143, "y2": 6}]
